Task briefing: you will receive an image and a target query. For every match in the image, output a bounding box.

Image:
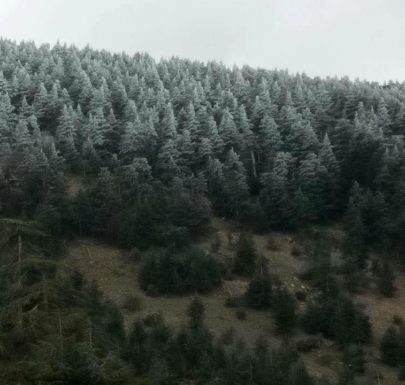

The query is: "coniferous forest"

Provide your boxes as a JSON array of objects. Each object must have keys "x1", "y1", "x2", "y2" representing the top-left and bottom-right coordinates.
[{"x1": 1, "y1": 39, "x2": 405, "y2": 384}]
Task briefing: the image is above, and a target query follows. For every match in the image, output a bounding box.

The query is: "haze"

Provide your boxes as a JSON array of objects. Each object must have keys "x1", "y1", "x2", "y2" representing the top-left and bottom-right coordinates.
[{"x1": 0, "y1": 0, "x2": 404, "y2": 83}]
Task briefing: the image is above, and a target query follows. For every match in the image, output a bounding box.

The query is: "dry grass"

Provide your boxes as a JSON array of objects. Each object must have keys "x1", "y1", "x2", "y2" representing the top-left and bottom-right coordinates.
[
  {"x1": 355, "y1": 274, "x2": 405, "y2": 343},
  {"x1": 64, "y1": 236, "x2": 277, "y2": 344},
  {"x1": 66, "y1": 174, "x2": 86, "y2": 198}
]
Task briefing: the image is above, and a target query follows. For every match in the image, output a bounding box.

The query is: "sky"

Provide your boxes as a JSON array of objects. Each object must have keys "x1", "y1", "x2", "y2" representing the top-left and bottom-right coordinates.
[{"x1": 0, "y1": 0, "x2": 404, "y2": 83}]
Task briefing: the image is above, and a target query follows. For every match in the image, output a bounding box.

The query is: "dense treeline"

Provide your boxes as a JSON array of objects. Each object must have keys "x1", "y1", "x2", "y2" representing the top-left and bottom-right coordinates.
[
  {"x1": 0, "y1": 39, "x2": 404, "y2": 253},
  {"x1": 0, "y1": 220, "x2": 129, "y2": 384}
]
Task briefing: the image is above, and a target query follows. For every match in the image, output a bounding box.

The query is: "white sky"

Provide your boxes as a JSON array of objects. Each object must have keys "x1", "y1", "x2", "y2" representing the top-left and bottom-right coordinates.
[{"x1": 0, "y1": 0, "x2": 404, "y2": 83}]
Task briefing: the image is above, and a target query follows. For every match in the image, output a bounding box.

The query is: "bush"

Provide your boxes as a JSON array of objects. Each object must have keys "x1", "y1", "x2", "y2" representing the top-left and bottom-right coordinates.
[
  {"x1": 398, "y1": 366, "x2": 405, "y2": 381},
  {"x1": 236, "y1": 308, "x2": 247, "y2": 320},
  {"x1": 220, "y1": 327, "x2": 236, "y2": 345},
  {"x1": 225, "y1": 295, "x2": 242, "y2": 308},
  {"x1": 145, "y1": 284, "x2": 159, "y2": 297},
  {"x1": 296, "y1": 336, "x2": 321, "y2": 352},
  {"x1": 272, "y1": 287, "x2": 297, "y2": 335},
  {"x1": 301, "y1": 294, "x2": 371, "y2": 345},
  {"x1": 122, "y1": 295, "x2": 142, "y2": 312},
  {"x1": 291, "y1": 244, "x2": 303, "y2": 257},
  {"x1": 245, "y1": 271, "x2": 273, "y2": 309},
  {"x1": 233, "y1": 232, "x2": 258, "y2": 276},
  {"x1": 295, "y1": 290, "x2": 307, "y2": 301},
  {"x1": 129, "y1": 247, "x2": 142, "y2": 263},
  {"x1": 378, "y1": 260, "x2": 396, "y2": 297},
  {"x1": 139, "y1": 247, "x2": 222, "y2": 295},
  {"x1": 210, "y1": 233, "x2": 222, "y2": 253},
  {"x1": 266, "y1": 236, "x2": 279, "y2": 251}
]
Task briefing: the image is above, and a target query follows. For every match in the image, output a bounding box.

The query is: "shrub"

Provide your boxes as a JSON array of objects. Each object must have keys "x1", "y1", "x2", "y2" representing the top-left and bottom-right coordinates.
[
  {"x1": 272, "y1": 287, "x2": 297, "y2": 335},
  {"x1": 122, "y1": 295, "x2": 142, "y2": 312},
  {"x1": 225, "y1": 295, "x2": 242, "y2": 308},
  {"x1": 291, "y1": 244, "x2": 303, "y2": 257},
  {"x1": 266, "y1": 236, "x2": 279, "y2": 251},
  {"x1": 210, "y1": 233, "x2": 222, "y2": 253},
  {"x1": 139, "y1": 247, "x2": 222, "y2": 295},
  {"x1": 296, "y1": 336, "x2": 321, "y2": 352},
  {"x1": 220, "y1": 327, "x2": 236, "y2": 345},
  {"x1": 129, "y1": 247, "x2": 142, "y2": 263},
  {"x1": 245, "y1": 271, "x2": 273, "y2": 309},
  {"x1": 233, "y1": 232, "x2": 257, "y2": 276},
  {"x1": 236, "y1": 308, "x2": 247, "y2": 320},
  {"x1": 295, "y1": 290, "x2": 307, "y2": 302},
  {"x1": 301, "y1": 295, "x2": 371, "y2": 345}
]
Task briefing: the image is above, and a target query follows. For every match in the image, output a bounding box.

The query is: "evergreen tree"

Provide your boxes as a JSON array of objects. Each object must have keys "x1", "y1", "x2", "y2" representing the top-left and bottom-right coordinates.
[
  {"x1": 378, "y1": 260, "x2": 396, "y2": 297},
  {"x1": 381, "y1": 326, "x2": 399, "y2": 366},
  {"x1": 222, "y1": 148, "x2": 249, "y2": 217},
  {"x1": 233, "y1": 232, "x2": 257, "y2": 276},
  {"x1": 219, "y1": 107, "x2": 239, "y2": 152},
  {"x1": 258, "y1": 112, "x2": 282, "y2": 167},
  {"x1": 288, "y1": 360, "x2": 314, "y2": 385},
  {"x1": 55, "y1": 104, "x2": 78, "y2": 163},
  {"x1": 272, "y1": 287, "x2": 297, "y2": 335},
  {"x1": 260, "y1": 152, "x2": 292, "y2": 228},
  {"x1": 344, "y1": 182, "x2": 367, "y2": 269},
  {"x1": 187, "y1": 296, "x2": 205, "y2": 330},
  {"x1": 246, "y1": 265, "x2": 273, "y2": 308}
]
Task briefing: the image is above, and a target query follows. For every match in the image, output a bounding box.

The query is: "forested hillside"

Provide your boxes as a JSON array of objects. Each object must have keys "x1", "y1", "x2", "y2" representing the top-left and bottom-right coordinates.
[
  {"x1": 1, "y1": 39, "x2": 405, "y2": 384},
  {"x1": 0, "y1": 39, "x2": 404, "y2": 247}
]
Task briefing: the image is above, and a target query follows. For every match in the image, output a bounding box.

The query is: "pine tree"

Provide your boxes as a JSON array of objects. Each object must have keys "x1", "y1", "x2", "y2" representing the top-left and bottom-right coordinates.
[
  {"x1": 343, "y1": 345, "x2": 365, "y2": 375},
  {"x1": 381, "y1": 326, "x2": 399, "y2": 366},
  {"x1": 160, "y1": 103, "x2": 177, "y2": 141},
  {"x1": 272, "y1": 287, "x2": 297, "y2": 335},
  {"x1": 219, "y1": 108, "x2": 239, "y2": 152},
  {"x1": 260, "y1": 152, "x2": 292, "y2": 228},
  {"x1": 293, "y1": 187, "x2": 315, "y2": 228},
  {"x1": 55, "y1": 105, "x2": 78, "y2": 162},
  {"x1": 14, "y1": 119, "x2": 32, "y2": 150},
  {"x1": 252, "y1": 78, "x2": 273, "y2": 130},
  {"x1": 187, "y1": 296, "x2": 205, "y2": 330},
  {"x1": 120, "y1": 117, "x2": 143, "y2": 161},
  {"x1": 246, "y1": 265, "x2": 273, "y2": 308},
  {"x1": 344, "y1": 181, "x2": 367, "y2": 269},
  {"x1": 377, "y1": 97, "x2": 392, "y2": 135},
  {"x1": 258, "y1": 112, "x2": 282, "y2": 167},
  {"x1": 222, "y1": 148, "x2": 249, "y2": 217},
  {"x1": 156, "y1": 139, "x2": 179, "y2": 179},
  {"x1": 378, "y1": 260, "x2": 396, "y2": 297},
  {"x1": 288, "y1": 360, "x2": 313, "y2": 385},
  {"x1": 285, "y1": 117, "x2": 319, "y2": 159},
  {"x1": 233, "y1": 232, "x2": 257, "y2": 276}
]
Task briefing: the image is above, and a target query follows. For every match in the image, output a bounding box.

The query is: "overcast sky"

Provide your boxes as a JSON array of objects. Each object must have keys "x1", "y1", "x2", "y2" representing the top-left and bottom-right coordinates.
[{"x1": 0, "y1": 0, "x2": 404, "y2": 83}]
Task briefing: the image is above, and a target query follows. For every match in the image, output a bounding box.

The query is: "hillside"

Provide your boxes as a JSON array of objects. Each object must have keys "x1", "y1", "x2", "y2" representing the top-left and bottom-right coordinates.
[
  {"x1": 0, "y1": 38, "x2": 405, "y2": 384},
  {"x1": 61, "y1": 216, "x2": 405, "y2": 384}
]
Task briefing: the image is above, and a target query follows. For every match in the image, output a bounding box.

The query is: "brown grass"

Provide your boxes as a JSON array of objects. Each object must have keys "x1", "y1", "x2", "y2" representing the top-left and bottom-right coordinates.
[
  {"x1": 66, "y1": 174, "x2": 85, "y2": 198},
  {"x1": 355, "y1": 274, "x2": 405, "y2": 343},
  {"x1": 64, "y1": 236, "x2": 277, "y2": 344}
]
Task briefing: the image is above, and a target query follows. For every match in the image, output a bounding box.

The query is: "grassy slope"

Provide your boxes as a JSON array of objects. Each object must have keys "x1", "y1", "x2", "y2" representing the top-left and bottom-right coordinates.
[
  {"x1": 63, "y1": 218, "x2": 340, "y2": 381},
  {"x1": 63, "y1": 217, "x2": 405, "y2": 384}
]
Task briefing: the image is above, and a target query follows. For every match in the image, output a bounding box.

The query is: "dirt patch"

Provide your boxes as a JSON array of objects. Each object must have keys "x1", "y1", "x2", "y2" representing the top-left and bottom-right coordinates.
[{"x1": 66, "y1": 174, "x2": 86, "y2": 198}]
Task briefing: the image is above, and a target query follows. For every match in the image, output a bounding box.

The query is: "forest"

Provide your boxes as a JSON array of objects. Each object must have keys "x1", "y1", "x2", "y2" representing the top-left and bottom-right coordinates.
[{"x1": 0, "y1": 38, "x2": 405, "y2": 384}]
